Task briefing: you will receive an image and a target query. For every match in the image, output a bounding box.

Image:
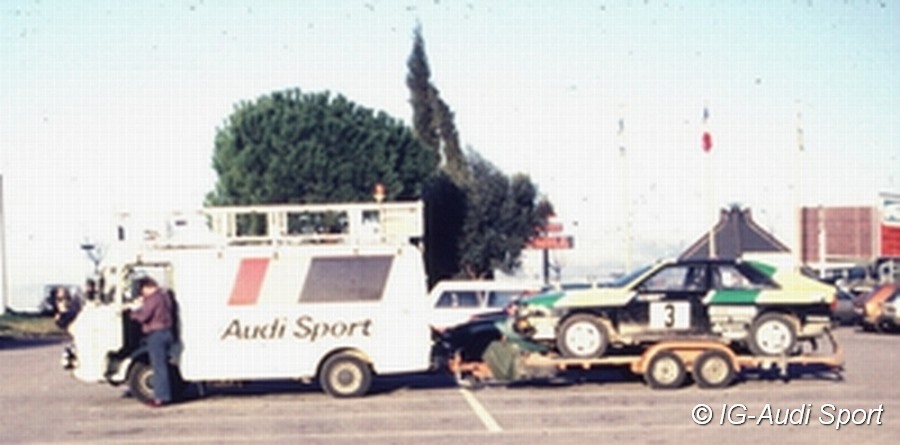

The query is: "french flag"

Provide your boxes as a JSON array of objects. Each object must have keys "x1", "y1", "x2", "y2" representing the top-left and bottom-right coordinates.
[{"x1": 702, "y1": 107, "x2": 713, "y2": 153}]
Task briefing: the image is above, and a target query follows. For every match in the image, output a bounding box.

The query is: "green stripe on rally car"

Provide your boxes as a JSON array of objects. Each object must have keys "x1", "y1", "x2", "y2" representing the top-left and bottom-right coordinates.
[
  {"x1": 708, "y1": 289, "x2": 761, "y2": 304},
  {"x1": 521, "y1": 291, "x2": 565, "y2": 309},
  {"x1": 747, "y1": 260, "x2": 777, "y2": 277}
]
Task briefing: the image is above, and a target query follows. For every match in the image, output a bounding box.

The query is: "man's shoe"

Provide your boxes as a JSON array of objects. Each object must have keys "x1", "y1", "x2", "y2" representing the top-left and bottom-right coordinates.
[{"x1": 147, "y1": 400, "x2": 166, "y2": 408}]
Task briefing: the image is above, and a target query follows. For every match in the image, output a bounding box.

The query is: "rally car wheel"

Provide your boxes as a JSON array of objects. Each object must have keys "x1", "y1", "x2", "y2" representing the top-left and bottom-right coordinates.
[
  {"x1": 644, "y1": 350, "x2": 686, "y2": 389},
  {"x1": 692, "y1": 349, "x2": 735, "y2": 389},
  {"x1": 748, "y1": 313, "x2": 797, "y2": 356},
  {"x1": 557, "y1": 314, "x2": 609, "y2": 358},
  {"x1": 319, "y1": 353, "x2": 372, "y2": 398},
  {"x1": 127, "y1": 361, "x2": 155, "y2": 404}
]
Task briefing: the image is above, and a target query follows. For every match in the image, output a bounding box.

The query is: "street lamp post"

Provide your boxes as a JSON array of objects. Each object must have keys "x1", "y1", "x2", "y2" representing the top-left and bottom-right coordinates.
[{"x1": 80, "y1": 241, "x2": 103, "y2": 276}]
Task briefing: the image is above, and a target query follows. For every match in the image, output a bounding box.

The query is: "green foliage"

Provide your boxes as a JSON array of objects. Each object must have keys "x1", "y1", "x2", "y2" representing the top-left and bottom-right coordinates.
[
  {"x1": 406, "y1": 25, "x2": 466, "y2": 184},
  {"x1": 406, "y1": 25, "x2": 440, "y2": 150},
  {"x1": 0, "y1": 313, "x2": 64, "y2": 338},
  {"x1": 208, "y1": 89, "x2": 438, "y2": 206},
  {"x1": 458, "y1": 153, "x2": 547, "y2": 278},
  {"x1": 407, "y1": 26, "x2": 551, "y2": 280}
]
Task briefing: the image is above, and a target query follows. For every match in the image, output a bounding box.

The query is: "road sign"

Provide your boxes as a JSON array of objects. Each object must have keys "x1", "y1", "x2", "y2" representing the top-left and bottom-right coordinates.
[
  {"x1": 543, "y1": 222, "x2": 564, "y2": 233},
  {"x1": 527, "y1": 236, "x2": 573, "y2": 250}
]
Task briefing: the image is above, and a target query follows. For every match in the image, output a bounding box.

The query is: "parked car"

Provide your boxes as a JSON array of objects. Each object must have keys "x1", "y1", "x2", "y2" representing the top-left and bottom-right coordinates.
[
  {"x1": 880, "y1": 292, "x2": 900, "y2": 332},
  {"x1": 830, "y1": 289, "x2": 862, "y2": 326},
  {"x1": 429, "y1": 280, "x2": 542, "y2": 331},
  {"x1": 853, "y1": 283, "x2": 900, "y2": 332},
  {"x1": 510, "y1": 258, "x2": 836, "y2": 358}
]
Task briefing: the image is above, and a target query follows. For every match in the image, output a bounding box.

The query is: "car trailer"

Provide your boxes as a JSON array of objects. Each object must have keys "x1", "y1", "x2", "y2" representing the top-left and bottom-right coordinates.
[{"x1": 448, "y1": 329, "x2": 844, "y2": 389}]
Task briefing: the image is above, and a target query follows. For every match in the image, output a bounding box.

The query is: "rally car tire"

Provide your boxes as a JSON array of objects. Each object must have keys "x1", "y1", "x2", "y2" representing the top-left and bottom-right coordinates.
[
  {"x1": 748, "y1": 313, "x2": 797, "y2": 356},
  {"x1": 644, "y1": 350, "x2": 686, "y2": 389},
  {"x1": 319, "y1": 353, "x2": 372, "y2": 398},
  {"x1": 557, "y1": 314, "x2": 610, "y2": 358},
  {"x1": 692, "y1": 349, "x2": 736, "y2": 389}
]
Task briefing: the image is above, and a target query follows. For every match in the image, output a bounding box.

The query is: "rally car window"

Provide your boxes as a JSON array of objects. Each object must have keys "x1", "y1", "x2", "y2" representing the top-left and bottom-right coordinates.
[
  {"x1": 733, "y1": 264, "x2": 778, "y2": 289},
  {"x1": 638, "y1": 265, "x2": 707, "y2": 292},
  {"x1": 299, "y1": 256, "x2": 392, "y2": 302},
  {"x1": 712, "y1": 265, "x2": 754, "y2": 289}
]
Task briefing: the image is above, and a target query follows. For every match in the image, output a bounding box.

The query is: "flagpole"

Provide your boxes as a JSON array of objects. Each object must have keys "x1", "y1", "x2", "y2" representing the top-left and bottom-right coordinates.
[
  {"x1": 0, "y1": 175, "x2": 7, "y2": 315},
  {"x1": 703, "y1": 106, "x2": 716, "y2": 258},
  {"x1": 794, "y1": 105, "x2": 805, "y2": 269},
  {"x1": 618, "y1": 107, "x2": 632, "y2": 272}
]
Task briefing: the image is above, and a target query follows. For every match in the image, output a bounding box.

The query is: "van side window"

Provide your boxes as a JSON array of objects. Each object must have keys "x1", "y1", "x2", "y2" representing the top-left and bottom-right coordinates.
[
  {"x1": 436, "y1": 292, "x2": 456, "y2": 308},
  {"x1": 435, "y1": 291, "x2": 480, "y2": 308},
  {"x1": 299, "y1": 256, "x2": 393, "y2": 302},
  {"x1": 455, "y1": 291, "x2": 480, "y2": 307}
]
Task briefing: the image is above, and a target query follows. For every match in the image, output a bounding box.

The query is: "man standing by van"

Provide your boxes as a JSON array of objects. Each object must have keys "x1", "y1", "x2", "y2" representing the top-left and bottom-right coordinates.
[{"x1": 128, "y1": 277, "x2": 175, "y2": 407}]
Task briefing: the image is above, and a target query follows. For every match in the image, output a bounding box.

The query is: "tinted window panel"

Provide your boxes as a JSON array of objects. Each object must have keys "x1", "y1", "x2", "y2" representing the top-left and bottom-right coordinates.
[
  {"x1": 640, "y1": 265, "x2": 707, "y2": 292},
  {"x1": 734, "y1": 264, "x2": 778, "y2": 288},
  {"x1": 455, "y1": 291, "x2": 481, "y2": 307},
  {"x1": 641, "y1": 266, "x2": 689, "y2": 291},
  {"x1": 436, "y1": 292, "x2": 455, "y2": 308},
  {"x1": 300, "y1": 256, "x2": 392, "y2": 302}
]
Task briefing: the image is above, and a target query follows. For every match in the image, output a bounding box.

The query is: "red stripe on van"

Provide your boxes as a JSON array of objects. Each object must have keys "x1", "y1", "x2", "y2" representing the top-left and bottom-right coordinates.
[{"x1": 228, "y1": 258, "x2": 270, "y2": 305}]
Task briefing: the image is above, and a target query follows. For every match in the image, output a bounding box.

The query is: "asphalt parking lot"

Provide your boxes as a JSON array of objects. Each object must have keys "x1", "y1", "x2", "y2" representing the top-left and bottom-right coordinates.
[{"x1": 1, "y1": 327, "x2": 897, "y2": 444}]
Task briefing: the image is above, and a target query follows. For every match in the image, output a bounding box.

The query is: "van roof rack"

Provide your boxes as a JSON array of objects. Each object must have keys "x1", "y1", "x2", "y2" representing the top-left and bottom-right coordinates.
[{"x1": 117, "y1": 201, "x2": 423, "y2": 249}]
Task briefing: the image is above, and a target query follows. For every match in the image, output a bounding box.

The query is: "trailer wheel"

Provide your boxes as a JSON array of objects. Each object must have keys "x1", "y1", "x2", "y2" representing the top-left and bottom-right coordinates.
[
  {"x1": 692, "y1": 349, "x2": 735, "y2": 389},
  {"x1": 557, "y1": 314, "x2": 609, "y2": 358},
  {"x1": 319, "y1": 354, "x2": 372, "y2": 398},
  {"x1": 127, "y1": 361, "x2": 155, "y2": 404},
  {"x1": 749, "y1": 313, "x2": 797, "y2": 356},
  {"x1": 644, "y1": 351, "x2": 686, "y2": 389}
]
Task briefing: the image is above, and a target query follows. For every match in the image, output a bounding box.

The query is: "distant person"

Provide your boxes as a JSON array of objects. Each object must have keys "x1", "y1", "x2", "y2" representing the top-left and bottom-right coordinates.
[
  {"x1": 53, "y1": 286, "x2": 81, "y2": 330},
  {"x1": 83, "y1": 279, "x2": 98, "y2": 302},
  {"x1": 126, "y1": 277, "x2": 175, "y2": 407}
]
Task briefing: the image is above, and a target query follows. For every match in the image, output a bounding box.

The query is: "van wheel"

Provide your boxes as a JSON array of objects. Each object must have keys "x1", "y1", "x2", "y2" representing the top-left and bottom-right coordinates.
[
  {"x1": 692, "y1": 350, "x2": 735, "y2": 389},
  {"x1": 319, "y1": 354, "x2": 372, "y2": 398},
  {"x1": 749, "y1": 313, "x2": 797, "y2": 356},
  {"x1": 644, "y1": 350, "x2": 686, "y2": 389},
  {"x1": 128, "y1": 362, "x2": 155, "y2": 404},
  {"x1": 557, "y1": 314, "x2": 609, "y2": 358}
]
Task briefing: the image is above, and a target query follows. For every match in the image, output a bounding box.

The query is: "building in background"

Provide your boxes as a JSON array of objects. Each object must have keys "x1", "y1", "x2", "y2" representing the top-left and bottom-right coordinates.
[
  {"x1": 680, "y1": 205, "x2": 790, "y2": 261},
  {"x1": 797, "y1": 192, "x2": 900, "y2": 282}
]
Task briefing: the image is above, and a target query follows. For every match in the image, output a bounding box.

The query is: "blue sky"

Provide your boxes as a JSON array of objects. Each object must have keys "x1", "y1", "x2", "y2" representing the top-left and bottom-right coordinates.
[{"x1": 2, "y1": 1, "x2": 898, "y2": 308}]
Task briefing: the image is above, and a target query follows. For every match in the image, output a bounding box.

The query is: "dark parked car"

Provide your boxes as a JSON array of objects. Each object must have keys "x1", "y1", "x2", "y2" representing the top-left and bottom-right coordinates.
[{"x1": 830, "y1": 289, "x2": 861, "y2": 326}]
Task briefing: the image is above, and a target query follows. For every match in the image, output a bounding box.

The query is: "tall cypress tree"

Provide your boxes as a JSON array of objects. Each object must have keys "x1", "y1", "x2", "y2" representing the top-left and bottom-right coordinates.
[
  {"x1": 406, "y1": 25, "x2": 467, "y2": 184},
  {"x1": 406, "y1": 26, "x2": 551, "y2": 281},
  {"x1": 406, "y1": 24, "x2": 440, "y2": 151}
]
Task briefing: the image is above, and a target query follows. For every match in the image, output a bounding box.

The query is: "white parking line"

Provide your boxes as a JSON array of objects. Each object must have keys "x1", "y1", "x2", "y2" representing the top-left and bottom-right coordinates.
[{"x1": 459, "y1": 388, "x2": 503, "y2": 433}]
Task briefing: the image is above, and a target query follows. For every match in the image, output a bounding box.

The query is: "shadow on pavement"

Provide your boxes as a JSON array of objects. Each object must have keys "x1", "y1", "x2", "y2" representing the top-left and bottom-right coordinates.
[
  {"x1": 168, "y1": 369, "x2": 462, "y2": 403},
  {"x1": 0, "y1": 336, "x2": 65, "y2": 351}
]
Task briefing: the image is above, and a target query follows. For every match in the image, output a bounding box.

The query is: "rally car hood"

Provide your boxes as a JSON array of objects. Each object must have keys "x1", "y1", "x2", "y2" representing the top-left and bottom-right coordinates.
[{"x1": 519, "y1": 287, "x2": 633, "y2": 310}]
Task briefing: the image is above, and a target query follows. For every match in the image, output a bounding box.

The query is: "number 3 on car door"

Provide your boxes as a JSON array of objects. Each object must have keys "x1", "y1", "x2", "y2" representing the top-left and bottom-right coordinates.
[{"x1": 649, "y1": 301, "x2": 691, "y2": 329}]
